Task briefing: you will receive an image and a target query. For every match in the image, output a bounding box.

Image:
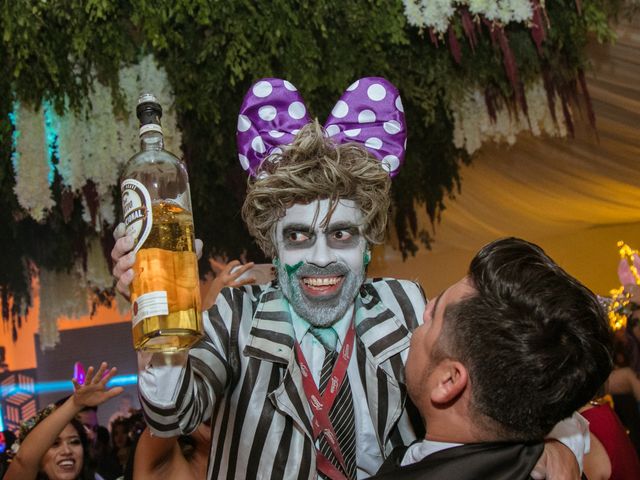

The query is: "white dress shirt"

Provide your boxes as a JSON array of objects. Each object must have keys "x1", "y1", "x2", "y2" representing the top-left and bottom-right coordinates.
[
  {"x1": 400, "y1": 413, "x2": 590, "y2": 474},
  {"x1": 401, "y1": 439, "x2": 462, "y2": 466},
  {"x1": 290, "y1": 304, "x2": 382, "y2": 478}
]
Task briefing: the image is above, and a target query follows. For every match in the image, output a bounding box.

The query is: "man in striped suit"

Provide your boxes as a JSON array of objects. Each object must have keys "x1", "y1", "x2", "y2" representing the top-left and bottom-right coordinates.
[
  {"x1": 113, "y1": 79, "x2": 586, "y2": 479},
  {"x1": 126, "y1": 121, "x2": 427, "y2": 479}
]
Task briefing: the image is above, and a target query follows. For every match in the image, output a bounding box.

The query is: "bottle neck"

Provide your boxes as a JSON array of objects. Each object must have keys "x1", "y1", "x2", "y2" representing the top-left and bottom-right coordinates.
[{"x1": 139, "y1": 127, "x2": 164, "y2": 151}]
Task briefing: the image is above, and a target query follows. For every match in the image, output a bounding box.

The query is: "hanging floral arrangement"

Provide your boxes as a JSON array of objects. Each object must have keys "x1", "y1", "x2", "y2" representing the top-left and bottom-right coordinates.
[
  {"x1": 1, "y1": 54, "x2": 181, "y2": 345},
  {"x1": 0, "y1": 0, "x2": 622, "y2": 344},
  {"x1": 401, "y1": 0, "x2": 600, "y2": 153},
  {"x1": 452, "y1": 78, "x2": 567, "y2": 154}
]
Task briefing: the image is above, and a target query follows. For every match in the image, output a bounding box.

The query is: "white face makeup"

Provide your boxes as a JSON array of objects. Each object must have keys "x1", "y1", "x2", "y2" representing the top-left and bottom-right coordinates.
[{"x1": 275, "y1": 198, "x2": 368, "y2": 326}]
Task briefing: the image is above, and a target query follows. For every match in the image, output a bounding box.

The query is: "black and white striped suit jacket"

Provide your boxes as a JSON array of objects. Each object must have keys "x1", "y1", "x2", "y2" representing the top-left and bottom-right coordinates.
[{"x1": 140, "y1": 278, "x2": 426, "y2": 479}]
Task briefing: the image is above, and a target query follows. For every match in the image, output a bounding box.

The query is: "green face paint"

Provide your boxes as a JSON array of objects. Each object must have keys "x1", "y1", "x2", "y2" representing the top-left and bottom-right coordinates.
[
  {"x1": 363, "y1": 250, "x2": 371, "y2": 267},
  {"x1": 284, "y1": 261, "x2": 304, "y2": 277}
]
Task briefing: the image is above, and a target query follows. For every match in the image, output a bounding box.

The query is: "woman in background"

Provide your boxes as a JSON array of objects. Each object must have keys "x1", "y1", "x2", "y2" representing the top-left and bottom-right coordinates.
[
  {"x1": 581, "y1": 393, "x2": 640, "y2": 480},
  {"x1": 4, "y1": 362, "x2": 122, "y2": 480}
]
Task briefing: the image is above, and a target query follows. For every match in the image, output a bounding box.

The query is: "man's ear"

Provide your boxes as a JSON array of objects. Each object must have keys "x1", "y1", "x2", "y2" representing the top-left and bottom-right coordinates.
[{"x1": 430, "y1": 360, "x2": 468, "y2": 404}]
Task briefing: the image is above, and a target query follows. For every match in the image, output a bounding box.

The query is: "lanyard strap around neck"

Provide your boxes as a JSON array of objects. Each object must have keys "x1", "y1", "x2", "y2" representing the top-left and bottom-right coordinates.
[{"x1": 295, "y1": 319, "x2": 356, "y2": 479}]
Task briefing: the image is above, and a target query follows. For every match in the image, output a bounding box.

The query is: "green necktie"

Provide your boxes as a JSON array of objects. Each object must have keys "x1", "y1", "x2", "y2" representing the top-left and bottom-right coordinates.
[{"x1": 309, "y1": 326, "x2": 338, "y2": 352}]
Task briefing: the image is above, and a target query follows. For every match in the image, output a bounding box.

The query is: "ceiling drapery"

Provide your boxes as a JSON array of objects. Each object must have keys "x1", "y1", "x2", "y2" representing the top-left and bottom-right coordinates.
[{"x1": 372, "y1": 16, "x2": 640, "y2": 297}]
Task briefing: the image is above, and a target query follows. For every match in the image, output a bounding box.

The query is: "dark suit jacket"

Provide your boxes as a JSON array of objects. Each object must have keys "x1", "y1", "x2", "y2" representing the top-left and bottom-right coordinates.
[{"x1": 369, "y1": 441, "x2": 544, "y2": 480}]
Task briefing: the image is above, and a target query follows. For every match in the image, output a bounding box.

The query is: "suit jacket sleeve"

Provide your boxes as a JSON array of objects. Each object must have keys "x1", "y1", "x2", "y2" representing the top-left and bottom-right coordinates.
[{"x1": 137, "y1": 286, "x2": 247, "y2": 436}]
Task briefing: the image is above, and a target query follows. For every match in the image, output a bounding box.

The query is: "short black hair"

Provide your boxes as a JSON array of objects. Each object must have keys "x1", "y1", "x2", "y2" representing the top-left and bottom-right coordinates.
[{"x1": 441, "y1": 237, "x2": 612, "y2": 440}]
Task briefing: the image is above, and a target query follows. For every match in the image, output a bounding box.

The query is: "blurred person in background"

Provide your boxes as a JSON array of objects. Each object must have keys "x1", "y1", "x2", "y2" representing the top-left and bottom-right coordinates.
[
  {"x1": 581, "y1": 391, "x2": 640, "y2": 480},
  {"x1": 109, "y1": 417, "x2": 132, "y2": 474},
  {"x1": 0, "y1": 430, "x2": 17, "y2": 478}
]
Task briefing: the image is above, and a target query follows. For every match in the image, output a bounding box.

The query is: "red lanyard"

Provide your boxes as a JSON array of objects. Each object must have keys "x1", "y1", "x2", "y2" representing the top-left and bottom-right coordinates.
[{"x1": 295, "y1": 321, "x2": 356, "y2": 480}]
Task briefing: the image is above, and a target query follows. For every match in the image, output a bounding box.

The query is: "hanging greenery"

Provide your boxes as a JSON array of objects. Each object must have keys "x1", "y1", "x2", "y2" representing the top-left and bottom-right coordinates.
[{"x1": 0, "y1": 0, "x2": 621, "y2": 341}]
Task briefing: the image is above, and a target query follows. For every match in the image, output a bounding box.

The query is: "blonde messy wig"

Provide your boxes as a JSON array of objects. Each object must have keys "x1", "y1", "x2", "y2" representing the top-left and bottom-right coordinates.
[{"x1": 242, "y1": 121, "x2": 391, "y2": 258}]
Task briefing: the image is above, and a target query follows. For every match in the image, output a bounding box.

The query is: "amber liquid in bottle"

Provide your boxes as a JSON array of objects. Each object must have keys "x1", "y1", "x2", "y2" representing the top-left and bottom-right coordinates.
[
  {"x1": 122, "y1": 93, "x2": 202, "y2": 353},
  {"x1": 130, "y1": 202, "x2": 202, "y2": 352}
]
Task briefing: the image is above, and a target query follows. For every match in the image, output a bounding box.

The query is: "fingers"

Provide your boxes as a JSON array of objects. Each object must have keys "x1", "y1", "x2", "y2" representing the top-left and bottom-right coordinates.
[
  {"x1": 100, "y1": 366, "x2": 118, "y2": 386},
  {"x1": 195, "y1": 239, "x2": 203, "y2": 260},
  {"x1": 530, "y1": 450, "x2": 547, "y2": 480},
  {"x1": 113, "y1": 259, "x2": 134, "y2": 281},
  {"x1": 106, "y1": 386, "x2": 125, "y2": 399},
  {"x1": 93, "y1": 362, "x2": 109, "y2": 383},
  {"x1": 80, "y1": 364, "x2": 117, "y2": 386},
  {"x1": 230, "y1": 261, "x2": 253, "y2": 276},
  {"x1": 223, "y1": 260, "x2": 242, "y2": 275},
  {"x1": 116, "y1": 270, "x2": 134, "y2": 299},
  {"x1": 113, "y1": 222, "x2": 127, "y2": 241},
  {"x1": 112, "y1": 235, "x2": 135, "y2": 266},
  {"x1": 209, "y1": 257, "x2": 225, "y2": 273},
  {"x1": 83, "y1": 366, "x2": 96, "y2": 385},
  {"x1": 112, "y1": 235, "x2": 135, "y2": 297},
  {"x1": 231, "y1": 276, "x2": 256, "y2": 288}
]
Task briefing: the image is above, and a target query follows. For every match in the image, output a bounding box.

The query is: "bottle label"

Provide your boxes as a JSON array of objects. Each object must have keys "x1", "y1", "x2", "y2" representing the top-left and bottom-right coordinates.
[
  {"x1": 121, "y1": 179, "x2": 153, "y2": 254},
  {"x1": 139, "y1": 124, "x2": 163, "y2": 136},
  {"x1": 132, "y1": 290, "x2": 169, "y2": 327}
]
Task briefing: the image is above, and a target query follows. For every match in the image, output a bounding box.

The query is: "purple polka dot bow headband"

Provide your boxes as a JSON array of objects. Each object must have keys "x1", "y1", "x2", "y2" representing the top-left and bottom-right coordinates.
[{"x1": 236, "y1": 77, "x2": 407, "y2": 177}]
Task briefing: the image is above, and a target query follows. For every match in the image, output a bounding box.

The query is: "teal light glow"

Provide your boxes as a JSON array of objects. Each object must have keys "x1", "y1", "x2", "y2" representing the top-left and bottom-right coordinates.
[
  {"x1": 0, "y1": 405, "x2": 4, "y2": 431},
  {"x1": 106, "y1": 374, "x2": 138, "y2": 387},
  {"x1": 0, "y1": 374, "x2": 138, "y2": 398},
  {"x1": 43, "y1": 100, "x2": 58, "y2": 185},
  {"x1": 7, "y1": 100, "x2": 58, "y2": 185},
  {"x1": 8, "y1": 101, "x2": 20, "y2": 171}
]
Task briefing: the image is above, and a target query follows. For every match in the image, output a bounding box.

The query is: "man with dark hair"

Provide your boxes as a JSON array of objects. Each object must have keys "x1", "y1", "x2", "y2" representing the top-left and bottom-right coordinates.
[{"x1": 373, "y1": 237, "x2": 613, "y2": 480}]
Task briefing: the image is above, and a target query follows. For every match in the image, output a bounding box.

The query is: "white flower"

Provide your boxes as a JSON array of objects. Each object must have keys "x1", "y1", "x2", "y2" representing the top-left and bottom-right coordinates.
[
  {"x1": 403, "y1": 0, "x2": 426, "y2": 27},
  {"x1": 38, "y1": 266, "x2": 91, "y2": 350},
  {"x1": 55, "y1": 54, "x2": 183, "y2": 229},
  {"x1": 421, "y1": 0, "x2": 456, "y2": 33},
  {"x1": 451, "y1": 77, "x2": 566, "y2": 155},
  {"x1": 510, "y1": 0, "x2": 534, "y2": 23},
  {"x1": 12, "y1": 102, "x2": 55, "y2": 222},
  {"x1": 84, "y1": 236, "x2": 114, "y2": 290},
  {"x1": 465, "y1": 0, "x2": 533, "y2": 24},
  {"x1": 468, "y1": 0, "x2": 494, "y2": 18},
  {"x1": 402, "y1": 1, "x2": 534, "y2": 34}
]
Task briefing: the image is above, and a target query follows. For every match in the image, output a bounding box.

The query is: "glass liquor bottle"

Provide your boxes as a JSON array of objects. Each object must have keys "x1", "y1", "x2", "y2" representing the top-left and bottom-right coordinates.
[{"x1": 120, "y1": 93, "x2": 202, "y2": 352}]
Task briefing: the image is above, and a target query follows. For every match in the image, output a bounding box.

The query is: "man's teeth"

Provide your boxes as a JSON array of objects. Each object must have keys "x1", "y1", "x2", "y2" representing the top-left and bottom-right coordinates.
[{"x1": 303, "y1": 277, "x2": 341, "y2": 286}]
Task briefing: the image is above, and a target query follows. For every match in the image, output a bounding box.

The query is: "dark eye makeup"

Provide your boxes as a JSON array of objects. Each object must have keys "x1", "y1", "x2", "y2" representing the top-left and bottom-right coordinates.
[{"x1": 281, "y1": 222, "x2": 361, "y2": 249}]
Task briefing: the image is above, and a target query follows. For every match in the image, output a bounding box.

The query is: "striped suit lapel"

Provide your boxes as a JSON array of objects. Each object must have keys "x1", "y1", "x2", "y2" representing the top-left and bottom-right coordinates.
[
  {"x1": 356, "y1": 282, "x2": 412, "y2": 449},
  {"x1": 243, "y1": 287, "x2": 315, "y2": 441},
  {"x1": 244, "y1": 287, "x2": 294, "y2": 363}
]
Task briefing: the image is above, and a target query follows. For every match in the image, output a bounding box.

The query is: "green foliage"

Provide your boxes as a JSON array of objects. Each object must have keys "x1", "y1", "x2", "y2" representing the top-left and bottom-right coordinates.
[{"x1": 0, "y1": 0, "x2": 619, "y2": 325}]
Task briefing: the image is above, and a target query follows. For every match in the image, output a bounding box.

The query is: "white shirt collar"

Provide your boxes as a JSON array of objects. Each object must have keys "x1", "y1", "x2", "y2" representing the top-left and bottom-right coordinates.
[
  {"x1": 290, "y1": 303, "x2": 355, "y2": 349},
  {"x1": 401, "y1": 439, "x2": 463, "y2": 466}
]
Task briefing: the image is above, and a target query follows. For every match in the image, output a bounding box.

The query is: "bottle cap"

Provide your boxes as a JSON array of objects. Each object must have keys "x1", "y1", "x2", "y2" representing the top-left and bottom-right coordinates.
[{"x1": 137, "y1": 93, "x2": 163, "y2": 127}]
